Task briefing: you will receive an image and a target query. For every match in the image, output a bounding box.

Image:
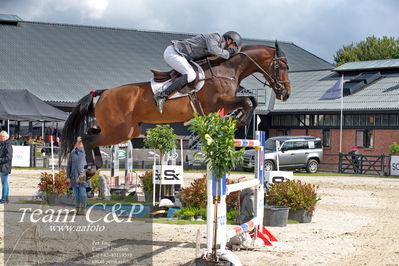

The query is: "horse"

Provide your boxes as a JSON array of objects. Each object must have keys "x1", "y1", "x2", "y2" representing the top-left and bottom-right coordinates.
[{"x1": 61, "y1": 41, "x2": 291, "y2": 178}]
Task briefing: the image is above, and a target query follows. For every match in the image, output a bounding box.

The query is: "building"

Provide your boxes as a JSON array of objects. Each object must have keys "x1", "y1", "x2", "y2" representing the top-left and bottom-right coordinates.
[{"x1": 267, "y1": 59, "x2": 399, "y2": 170}]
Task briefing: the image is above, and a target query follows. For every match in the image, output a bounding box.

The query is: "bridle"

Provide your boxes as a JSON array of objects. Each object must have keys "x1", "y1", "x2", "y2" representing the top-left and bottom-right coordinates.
[{"x1": 238, "y1": 51, "x2": 290, "y2": 93}]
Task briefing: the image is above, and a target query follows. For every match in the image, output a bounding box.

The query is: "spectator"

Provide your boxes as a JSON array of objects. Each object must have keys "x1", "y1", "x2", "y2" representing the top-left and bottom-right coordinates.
[
  {"x1": 53, "y1": 136, "x2": 61, "y2": 147},
  {"x1": 0, "y1": 131, "x2": 13, "y2": 204},
  {"x1": 67, "y1": 137, "x2": 91, "y2": 215},
  {"x1": 349, "y1": 145, "x2": 361, "y2": 173}
]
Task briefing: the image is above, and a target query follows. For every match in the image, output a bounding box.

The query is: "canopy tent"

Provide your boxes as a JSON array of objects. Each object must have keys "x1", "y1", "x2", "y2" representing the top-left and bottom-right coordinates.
[{"x1": 0, "y1": 89, "x2": 67, "y2": 121}]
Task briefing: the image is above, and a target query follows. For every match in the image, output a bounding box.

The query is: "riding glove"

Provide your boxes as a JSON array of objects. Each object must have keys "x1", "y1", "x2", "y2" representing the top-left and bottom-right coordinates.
[{"x1": 228, "y1": 46, "x2": 239, "y2": 55}]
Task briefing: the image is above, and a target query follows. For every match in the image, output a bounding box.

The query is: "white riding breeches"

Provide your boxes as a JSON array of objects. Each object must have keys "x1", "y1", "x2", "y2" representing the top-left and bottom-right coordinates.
[{"x1": 163, "y1": 45, "x2": 197, "y2": 83}]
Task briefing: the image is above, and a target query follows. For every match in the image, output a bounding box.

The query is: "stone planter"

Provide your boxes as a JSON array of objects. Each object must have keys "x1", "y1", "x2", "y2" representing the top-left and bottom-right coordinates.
[
  {"x1": 144, "y1": 191, "x2": 153, "y2": 203},
  {"x1": 288, "y1": 208, "x2": 313, "y2": 223},
  {"x1": 263, "y1": 206, "x2": 290, "y2": 227},
  {"x1": 46, "y1": 192, "x2": 58, "y2": 205}
]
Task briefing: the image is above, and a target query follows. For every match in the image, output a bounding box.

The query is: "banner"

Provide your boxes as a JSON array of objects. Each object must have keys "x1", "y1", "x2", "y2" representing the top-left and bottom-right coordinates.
[
  {"x1": 12, "y1": 145, "x2": 30, "y2": 167},
  {"x1": 153, "y1": 165, "x2": 184, "y2": 185},
  {"x1": 390, "y1": 155, "x2": 399, "y2": 176}
]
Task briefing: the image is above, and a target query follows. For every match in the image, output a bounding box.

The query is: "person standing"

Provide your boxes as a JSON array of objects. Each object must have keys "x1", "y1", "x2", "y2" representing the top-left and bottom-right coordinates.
[
  {"x1": 67, "y1": 137, "x2": 90, "y2": 215},
  {"x1": 350, "y1": 145, "x2": 361, "y2": 173},
  {"x1": 0, "y1": 131, "x2": 13, "y2": 204}
]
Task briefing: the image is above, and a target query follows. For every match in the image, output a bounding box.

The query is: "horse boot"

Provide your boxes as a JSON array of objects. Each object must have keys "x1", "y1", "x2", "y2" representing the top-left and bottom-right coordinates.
[
  {"x1": 84, "y1": 164, "x2": 97, "y2": 181},
  {"x1": 153, "y1": 74, "x2": 188, "y2": 114}
]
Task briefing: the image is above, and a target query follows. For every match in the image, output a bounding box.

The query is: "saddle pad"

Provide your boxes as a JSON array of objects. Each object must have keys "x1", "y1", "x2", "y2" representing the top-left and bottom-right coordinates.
[{"x1": 151, "y1": 61, "x2": 205, "y2": 99}]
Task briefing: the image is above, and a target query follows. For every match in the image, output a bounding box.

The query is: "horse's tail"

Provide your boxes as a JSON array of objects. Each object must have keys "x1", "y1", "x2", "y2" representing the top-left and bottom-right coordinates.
[{"x1": 60, "y1": 90, "x2": 106, "y2": 160}]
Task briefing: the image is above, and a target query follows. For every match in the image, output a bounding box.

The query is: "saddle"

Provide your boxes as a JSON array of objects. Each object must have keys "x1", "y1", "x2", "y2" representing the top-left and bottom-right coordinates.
[{"x1": 150, "y1": 61, "x2": 201, "y2": 91}]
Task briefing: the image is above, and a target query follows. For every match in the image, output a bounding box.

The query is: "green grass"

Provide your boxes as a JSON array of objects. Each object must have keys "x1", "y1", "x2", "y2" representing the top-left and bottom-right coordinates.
[
  {"x1": 20, "y1": 199, "x2": 47, "y2": 205},
  {"x1": 153, "y1": 218, "x2": 300, "y2": 225},
  {"x1": 87, "y1": 197, "x2": 145, "y2": 205},
  {"x1": 152, "y1": 218, "x2": 207, "y2": 225},
  {"x1": 293, "y1": 172, "x2": 399, "y2": 178}
]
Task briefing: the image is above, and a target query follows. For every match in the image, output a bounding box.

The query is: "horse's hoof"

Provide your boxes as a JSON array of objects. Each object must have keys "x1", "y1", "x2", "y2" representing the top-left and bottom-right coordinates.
[{"x1": 85, "y1": 167, "x2": 97, "y2": 180}]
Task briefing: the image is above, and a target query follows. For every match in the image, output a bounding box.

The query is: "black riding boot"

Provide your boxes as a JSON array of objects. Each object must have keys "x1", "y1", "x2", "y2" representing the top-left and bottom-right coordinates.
[{"x1": 154, "y1": 74, "x2": 188, "y2": 113}]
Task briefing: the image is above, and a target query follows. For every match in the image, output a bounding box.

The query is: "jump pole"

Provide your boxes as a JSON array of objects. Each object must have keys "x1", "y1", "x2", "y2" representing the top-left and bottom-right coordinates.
[{"x1": 206, "y1": 131, "x2": 275, "y2": 252}]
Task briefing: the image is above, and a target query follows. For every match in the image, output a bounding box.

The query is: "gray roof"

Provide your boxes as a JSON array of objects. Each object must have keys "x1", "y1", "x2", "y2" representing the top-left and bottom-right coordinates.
[
  {"x1": 0, "y1": 19, "x2": 333, "y2": 106},
  {"x1": 334, "y1": 58, "x2": 399, "y2": 72},
  {"x1": 268, "y1": 70, "x2": 399, "y2": 113}
]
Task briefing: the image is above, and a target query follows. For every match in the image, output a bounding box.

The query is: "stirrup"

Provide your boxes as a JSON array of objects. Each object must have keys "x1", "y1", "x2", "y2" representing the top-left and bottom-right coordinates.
[{"x1": 154, "y1": 94, "x2": 166, "y2": 114}]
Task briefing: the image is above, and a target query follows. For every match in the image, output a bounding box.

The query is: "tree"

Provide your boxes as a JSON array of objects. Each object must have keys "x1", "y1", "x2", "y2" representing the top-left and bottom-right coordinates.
[
  {"x1": 144, "y1": 124, "x2": 177, "y2": 202},
  {"x1": 334, "y1": 36, "x2": 399, "y2": 66},
  {"x1": 189, "y1": 112, "x2": 243, "y2": 261}
]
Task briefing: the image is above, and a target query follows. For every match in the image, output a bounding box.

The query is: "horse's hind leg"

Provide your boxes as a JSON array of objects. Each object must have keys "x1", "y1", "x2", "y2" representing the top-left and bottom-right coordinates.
[
  {"x1": 83, "y1": 123, "x2": 142, "y2": 178},
  {"x1": 81, "y1": 133, "x2": 99, "y2": 179},
  {"x1": 87, "y1": 127, "x2": 103, "y2": 168}
]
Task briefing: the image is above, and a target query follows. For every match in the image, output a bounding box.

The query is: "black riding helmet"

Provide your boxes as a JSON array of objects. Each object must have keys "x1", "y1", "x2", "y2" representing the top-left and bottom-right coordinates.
[{"x1": 223, "y1": 31, "x2": 242, "y2": 47}]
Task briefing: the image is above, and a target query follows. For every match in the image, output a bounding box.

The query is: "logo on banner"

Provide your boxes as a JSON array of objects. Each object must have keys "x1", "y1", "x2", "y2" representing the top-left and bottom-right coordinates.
[{"x1": 153, "y1": 165, "x2": 183, "y2": 185}]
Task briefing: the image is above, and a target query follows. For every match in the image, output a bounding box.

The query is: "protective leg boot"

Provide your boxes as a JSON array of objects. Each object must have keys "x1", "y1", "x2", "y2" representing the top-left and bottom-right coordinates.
[{"x1": 154, "y1": 74, "x2": 189, "y2": 113}]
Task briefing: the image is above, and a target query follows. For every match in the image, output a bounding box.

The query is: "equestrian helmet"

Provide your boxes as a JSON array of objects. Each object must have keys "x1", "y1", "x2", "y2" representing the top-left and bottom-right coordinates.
[{"x1": 223, "y1": 31, "x2": 242, "y2": 47}]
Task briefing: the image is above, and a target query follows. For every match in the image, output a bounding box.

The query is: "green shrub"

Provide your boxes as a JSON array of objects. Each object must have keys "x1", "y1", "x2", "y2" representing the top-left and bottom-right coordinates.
[
  {"x1": 139, "y1": 170, "x2": 153, "y2": 192},
  {"x1": 180, "y1": 176, "x2": 239, "y2": 210},
  {"x1": 90, "y1": 170, "x2": 100, "y2": 192},
  {"x1": 389, "y1": 142, "x2": 399, "y2": 155},
  {"x1": 227, "y1": 209, "x2": 238, "y2": 221},
  {"x1": 265, "y1": 179, "x2": 320, "y2": 215}
]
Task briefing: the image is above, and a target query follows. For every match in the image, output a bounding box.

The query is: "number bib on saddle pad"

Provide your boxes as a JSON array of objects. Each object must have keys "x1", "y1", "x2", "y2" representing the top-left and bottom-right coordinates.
[{"x1": 150, "y1": 61, "x2": 205, "y2": 99}]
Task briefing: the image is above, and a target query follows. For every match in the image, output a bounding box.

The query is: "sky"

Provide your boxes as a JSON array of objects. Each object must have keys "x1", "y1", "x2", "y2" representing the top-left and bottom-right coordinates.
[{"x1": 1, "y1": 0, "x2": 398, "y2": 63}]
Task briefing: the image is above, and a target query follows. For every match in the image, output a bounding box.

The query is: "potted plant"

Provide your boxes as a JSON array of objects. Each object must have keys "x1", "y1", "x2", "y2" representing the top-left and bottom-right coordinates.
[
  {"x1": 265, "y1": 179, "x2": 320, "y2": 223},
  {"x1": 38, "y1": 169, "x2": 69, "y2": 204},
  {"x1": 189, "y1": 112, "x2": 243, "y2": 264},
  {"x1": 144, "y1": 125, "x2": 177, "y2": 203},
  {"x1": 389, "y1": 142, "x2": 399, "y2": 155},
  {"x1": 139, "y1": 170, "x2": 153, "y2": 202}
]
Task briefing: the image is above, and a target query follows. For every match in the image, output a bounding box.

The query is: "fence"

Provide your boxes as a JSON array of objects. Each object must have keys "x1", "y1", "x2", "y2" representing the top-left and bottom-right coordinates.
[
  {"x1": 319, "y1": 153, "x2": 387, "y2": 175},
  {"x1": 18, "y1": 144, "x2": 207, "y2": 170}
]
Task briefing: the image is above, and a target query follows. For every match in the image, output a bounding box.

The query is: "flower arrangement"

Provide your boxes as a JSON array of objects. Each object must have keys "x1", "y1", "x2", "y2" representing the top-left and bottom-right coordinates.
[
  {"x1": 38, "y1": 168, "x2": 69, "y2": 195},
  {"x1": 180, "y1": 175, "x2": 239, "y2": 210}
]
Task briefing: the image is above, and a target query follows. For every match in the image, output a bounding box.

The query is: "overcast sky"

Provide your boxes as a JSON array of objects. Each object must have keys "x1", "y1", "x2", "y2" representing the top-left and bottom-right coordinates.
[{"x1": 1, "y1": 0, "x2": 398, "y2": 63}]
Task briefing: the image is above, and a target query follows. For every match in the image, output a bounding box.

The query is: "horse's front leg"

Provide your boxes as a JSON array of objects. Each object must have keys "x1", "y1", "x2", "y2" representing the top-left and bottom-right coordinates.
[{"x1": 216, "y1": 96, "x2": 257, "y2": 127}]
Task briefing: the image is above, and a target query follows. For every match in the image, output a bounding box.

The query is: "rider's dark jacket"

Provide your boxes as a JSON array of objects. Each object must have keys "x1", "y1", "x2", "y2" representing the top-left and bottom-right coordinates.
[{"x1": 172, "y1": 33, "x2": 231, "y2": 60}]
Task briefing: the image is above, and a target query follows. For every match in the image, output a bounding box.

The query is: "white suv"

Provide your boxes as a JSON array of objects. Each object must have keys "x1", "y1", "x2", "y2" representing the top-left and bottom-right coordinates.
[{"x1": 242, "y1": 136, "x2": 323, "y2": 173}]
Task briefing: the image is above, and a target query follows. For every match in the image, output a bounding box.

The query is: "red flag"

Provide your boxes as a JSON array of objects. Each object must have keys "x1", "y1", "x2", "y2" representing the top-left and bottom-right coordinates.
[{"x1": 218, "y1": 108, "x2": 225, "y2": 117}]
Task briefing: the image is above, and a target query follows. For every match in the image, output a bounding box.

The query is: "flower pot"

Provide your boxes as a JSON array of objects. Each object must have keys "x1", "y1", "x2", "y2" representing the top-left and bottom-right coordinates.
[
  {"x1": 194, "y1": 258, "x2": 232, "y2": 266},
  {"x1": 288, "y1": 208, "x2": 313, "y2": 223},
  {"x1": 263, "y1": 206, "x2": 290, "y2": 227},
  {"x1": 144, "y1": 191, "x2": 153, "y2": 202},
  {"x1": 47, "y1": 192, "x2": 58, "y2": 205}
]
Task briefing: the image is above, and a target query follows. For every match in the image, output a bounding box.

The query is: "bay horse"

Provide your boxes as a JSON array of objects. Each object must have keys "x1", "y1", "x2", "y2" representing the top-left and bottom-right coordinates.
[{"x1": 61, "y1": 41, "x2": 291, "y2": 178}]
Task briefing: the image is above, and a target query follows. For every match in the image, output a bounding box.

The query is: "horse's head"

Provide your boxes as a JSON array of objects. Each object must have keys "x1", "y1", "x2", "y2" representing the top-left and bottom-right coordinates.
[
  {"x1": 238, "y1": 42, "x2": 291, "y2": 101},
  {"x1": 268, "y1": 41, "x2": 291, "y2": 101}
]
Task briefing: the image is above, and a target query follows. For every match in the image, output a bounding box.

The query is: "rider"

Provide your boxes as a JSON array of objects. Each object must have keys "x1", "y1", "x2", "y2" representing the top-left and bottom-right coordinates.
[{"x1": 153, "y1": 31, "x2": 242, "y2": 113}]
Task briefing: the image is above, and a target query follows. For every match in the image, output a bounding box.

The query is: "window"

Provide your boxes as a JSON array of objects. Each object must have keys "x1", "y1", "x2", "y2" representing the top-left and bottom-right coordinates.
[
  {"x1": 356, "y1": 130, "x2": 374, "y2": 148},
  {"x1": 276, "y1": 129, "x2": 290, "y2": 136},
  {"x1": 314, "y1": 140, "x2": 322, "y2": 148},
  {"x1": 282, "y1": 142, "x2": 295, "y2": 150},
  {"x1": 293, "y1": 141, "x2": 308, "y2": 150},
  {"x1": 323, "y1": 129, "x2": 330, "y2": 147},
  {"x1": 344, "y1": 114, "x2": 353, "y2": 126}
]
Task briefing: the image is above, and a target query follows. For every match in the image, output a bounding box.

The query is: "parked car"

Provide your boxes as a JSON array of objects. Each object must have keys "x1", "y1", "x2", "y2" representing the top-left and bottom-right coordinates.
[{"x1": 242, "y1": 136, "x2": 323, "y2": 173}]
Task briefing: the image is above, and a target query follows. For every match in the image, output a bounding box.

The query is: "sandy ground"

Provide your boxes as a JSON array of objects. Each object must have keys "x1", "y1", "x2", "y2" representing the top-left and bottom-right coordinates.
[{"x1": 1, "y1": 169, "x2": 399, "y2": 265}]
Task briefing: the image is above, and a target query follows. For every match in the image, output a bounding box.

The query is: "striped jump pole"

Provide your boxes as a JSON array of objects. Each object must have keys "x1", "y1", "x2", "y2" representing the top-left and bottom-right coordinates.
[{"x1": 207, "y1": 131, "x2": 275, "y2": 252}]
